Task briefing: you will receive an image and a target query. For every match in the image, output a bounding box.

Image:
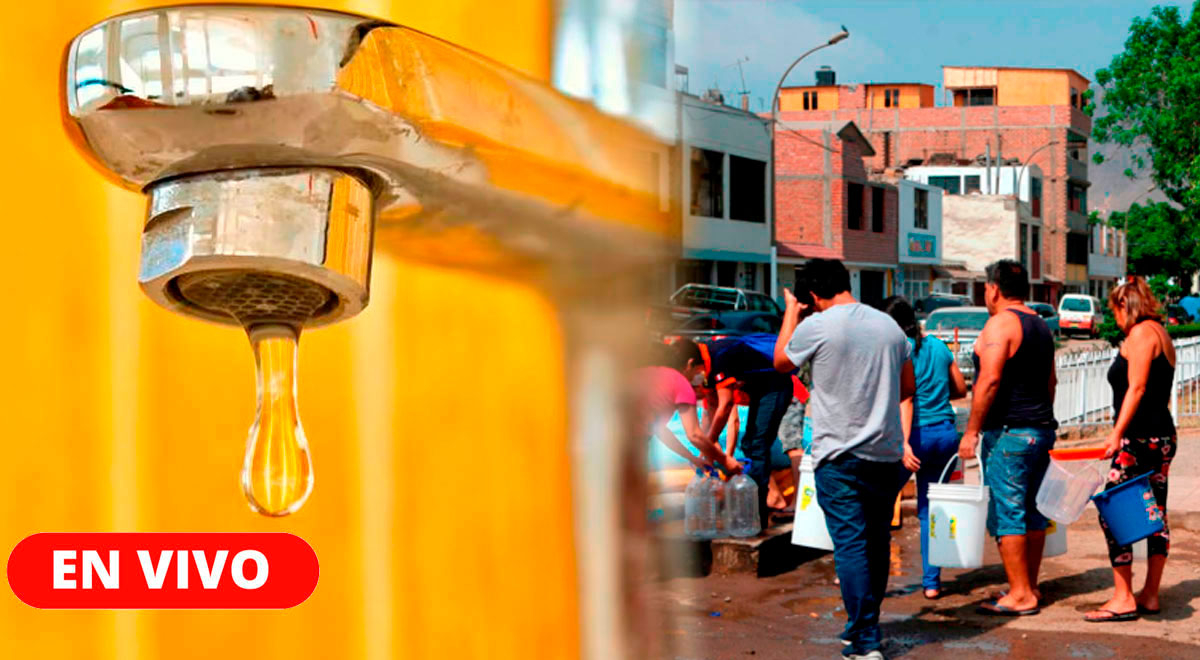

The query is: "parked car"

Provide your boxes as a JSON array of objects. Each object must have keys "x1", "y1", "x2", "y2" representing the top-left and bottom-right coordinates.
[
  {"x1": 660, "y1": 311, "x2": 783, "y2": 344},
  {"x1": 668, "y1": 283, "x2": 783, "y2": 316},
  {"x1": 914, "y1": 294, "x2": 972, "y2": 330},
  {"x1": 1027, "y1": 302, "x2": 1060, "y2": 336},
  {"x1": 924, "y1": 307, "x2": 990, "y2": 383},
  {"x1": 648, "y1": 284, "x2": 782, "y2": 340},
  {"x1": 1058, "y1": 294, "x2": 1104, "y2": 338},
  {"x1": 1166, "y1": 304, "x2": 1193, "y2": 326}
]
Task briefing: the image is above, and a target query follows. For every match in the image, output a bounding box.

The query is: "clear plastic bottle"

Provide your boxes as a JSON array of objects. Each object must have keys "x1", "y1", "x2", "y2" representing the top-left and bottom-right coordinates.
[
  {"x1": 698, "y1": 467, "x2": 724, "y2": 539},
  {"x1": 683, "y1": 468, "x2": 707, "y2": 539},
  {"x1": 724, "y1": 458, "x2": 761, "y2": 537}
]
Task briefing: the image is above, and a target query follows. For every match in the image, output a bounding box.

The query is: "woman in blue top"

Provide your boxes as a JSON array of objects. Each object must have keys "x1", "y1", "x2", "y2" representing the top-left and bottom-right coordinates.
[{"x1": 885, "y1": 296, "x2": 967, "y2": 599}]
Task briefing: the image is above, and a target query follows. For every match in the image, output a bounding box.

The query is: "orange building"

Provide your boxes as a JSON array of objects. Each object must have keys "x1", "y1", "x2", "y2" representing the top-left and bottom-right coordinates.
[{"x1": 775, "y1": 65, "x2": 1092, "y2": 302}]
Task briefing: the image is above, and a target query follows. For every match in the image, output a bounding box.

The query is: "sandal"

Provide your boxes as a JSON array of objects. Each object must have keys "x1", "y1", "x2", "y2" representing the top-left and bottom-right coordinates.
[
  {"x1": 1084, "y1": 608, "x2": 1139, "y2": 623},
  {"x1": 1137, "y1": 605, "x2": 1161, "y2": 615},
  {"x1": 977, "y1": 600, "x2": 1040, "y2": 616}
]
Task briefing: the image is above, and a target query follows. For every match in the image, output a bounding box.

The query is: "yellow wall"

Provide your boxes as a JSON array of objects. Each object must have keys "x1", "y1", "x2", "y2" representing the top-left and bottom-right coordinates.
[
  {"x1": 865, "y1": 84, "x2": 934, "y2": 109},
  {"x1": 779, "y1": 86, "x2": 839, "y2": 111},
  {"x1": 997, "y1": 69, "x2": 1070, "y2": 106},
  {"x1": 0, "y1": 2, "x2": 588, "y2": 660}
]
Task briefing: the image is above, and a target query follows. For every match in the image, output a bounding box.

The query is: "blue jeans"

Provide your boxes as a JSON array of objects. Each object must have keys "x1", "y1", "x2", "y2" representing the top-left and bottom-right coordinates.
[
  {"x1": 815, "y1": 453, "x2": 909, "y2": 656},
  {"x1": 910, "y1": 419, "x2": 961, "y2": 591},
  {"x1": 981, "y1": 427, "x2": 1055, "y2": 537},
  {"x1": 741, "y1": 374, "x2": 794, "y2": 529}
]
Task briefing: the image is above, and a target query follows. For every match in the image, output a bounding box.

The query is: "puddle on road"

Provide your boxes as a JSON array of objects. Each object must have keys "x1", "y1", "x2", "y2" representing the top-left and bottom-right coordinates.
[
  {"x1": 1068, "y1": 642, "x2": 1116, "y2": 658},
  {"x1": 781, "y1": 595, "x2": 844, "y2": 620},
  {"x1": 944, "y1": 639, "x2": 1011, "y2": 654}
]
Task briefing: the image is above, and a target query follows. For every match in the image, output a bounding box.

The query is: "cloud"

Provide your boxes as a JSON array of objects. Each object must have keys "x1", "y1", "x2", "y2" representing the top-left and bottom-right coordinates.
[{"x1": 674, "y1": 0, "x2": 888, "y2": 112}]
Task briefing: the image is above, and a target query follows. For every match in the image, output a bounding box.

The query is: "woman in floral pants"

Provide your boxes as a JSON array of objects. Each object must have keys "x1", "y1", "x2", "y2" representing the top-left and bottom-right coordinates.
[
  {"x1": 1100, "y1": 436, "x2": 1175, "y2": 566},
  {"x1": 1087, "y1": 278, "x2": 1177, "y2": 623}
]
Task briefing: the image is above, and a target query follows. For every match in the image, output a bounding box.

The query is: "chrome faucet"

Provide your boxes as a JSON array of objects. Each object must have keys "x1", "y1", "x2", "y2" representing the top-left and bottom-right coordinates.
[{"x1": 62, "y1": 4, "x2": 670, "y2": 328}]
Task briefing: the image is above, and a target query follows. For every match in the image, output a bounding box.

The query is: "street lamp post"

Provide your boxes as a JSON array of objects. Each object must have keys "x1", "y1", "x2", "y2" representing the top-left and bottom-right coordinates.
[
  {"x1": 768, "y1": 27, "x2": 849, "y2": 299},
  {"x1": 1014, "y1": 140, "x2": 1060, "y2": 198}
]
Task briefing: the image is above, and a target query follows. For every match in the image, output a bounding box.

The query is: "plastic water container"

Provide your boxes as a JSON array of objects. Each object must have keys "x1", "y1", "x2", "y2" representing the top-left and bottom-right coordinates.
[
  {"x1": 1036, "y1": 448, "x2": 1106, "y2": 524},
  {"x1": 702, "y1": 467, "x2": 725, "y2": 539},
  {"x1": 791, "y1": 454, "x2": 834, "y2": 551},
  {"x1": 683, "y1": 469, "x2": 708, "y2": 539},
  {"x1": 928, "y1": 454, "x2": 990, "y2": 569},
  {"x1": 724, "y1": 459, "x2": 761, "y2": 537},
  {"x1": 1092, "y1": 473, "x2": 1165, "y2": 546},
  {"x1": 1044, "y1": 519, "x2": 1068, "y2": 557}
]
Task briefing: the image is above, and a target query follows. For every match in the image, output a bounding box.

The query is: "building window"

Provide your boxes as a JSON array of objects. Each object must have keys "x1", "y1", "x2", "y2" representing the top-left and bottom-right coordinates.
[
  {"x1": 1031, "y1": 177, "x2": 1043, "y2": 218},
  {"x1": 1067, "y1": 232, "x2": 1089, "y2": 265},
  {"x1": 1070, "y1": 87, "x2": 1080, "y2": 108},
  {"x1": 954, "y1": 87, "x2": 996, "y2": 106},
  {"x1": 871, "y1": 187, "x2": 885, "y2": 232},
  {"x1": 729, "y1": 156, "x2": 766, "y2": 223},
  {"x1": 1032, "y1": 225, "x2": 1040, "y2": 253},
  {"x1": 803, "y1": 91, "x2": 818, "y2": 110},
  {"x1": 847, "y1": 182, "x2": 864, "y2": 230},
  {"x1": 914, "y1": 188, "x2": 929, "y2": 229},
  {"x1": 884, "y1": 88, "x2": 900, "y2": 108},
  {"x1": 690, "y1": 148, "x2": 724, "y2": 218},
  {"x1": 1068, "y1": 182, "x2": 1088, "y2": 213},
  {"x1": 964, "y1": 175, "x2": 981, "y2": 194},
  {"x1": 675, "y1": 259, "x2": 713, "y2": 286},
  {"x1": 928, "y1": 176, "x2": 961, "y2": 195}
]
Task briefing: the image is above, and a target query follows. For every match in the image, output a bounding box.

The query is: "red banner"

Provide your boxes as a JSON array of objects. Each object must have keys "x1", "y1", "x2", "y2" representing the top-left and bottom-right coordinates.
[{"x1": 8, "y1": 533, "x2": 318, "y2": 609}]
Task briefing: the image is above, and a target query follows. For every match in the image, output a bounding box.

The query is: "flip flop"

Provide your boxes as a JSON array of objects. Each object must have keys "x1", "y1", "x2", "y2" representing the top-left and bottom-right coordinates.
[
  {"x1": 1137, "y1": 605, "x2": 1161, "y2": 615},
  {"x1": 1085, "y1": 609, "x2": 1139, "y2": 622},
  {"x1": 977, "y1": 601, "x2": 1040, "y2": 616}
]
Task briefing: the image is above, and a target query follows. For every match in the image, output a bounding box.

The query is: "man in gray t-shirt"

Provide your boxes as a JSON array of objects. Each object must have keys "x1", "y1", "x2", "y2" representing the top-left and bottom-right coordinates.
[{"x1": 773, "y1": 259, "x2": 914, "y2": 659}]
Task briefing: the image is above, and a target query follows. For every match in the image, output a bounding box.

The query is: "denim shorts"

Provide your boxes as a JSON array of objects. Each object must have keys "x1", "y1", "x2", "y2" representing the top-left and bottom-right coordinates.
[{"x1": 981, "y1": 426, "x2": 1056, "y2": 537}]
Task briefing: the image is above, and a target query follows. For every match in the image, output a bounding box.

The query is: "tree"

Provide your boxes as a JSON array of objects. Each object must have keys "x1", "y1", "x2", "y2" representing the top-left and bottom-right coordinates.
[
  {"x1": 1100, "y1": 202, "x2": 1200, "y2": 294},
  {"x1": 1091, "y1": 3, "x2": 1200, "y2": 213},
  {"x1": 1091, "y1": 3, "x2": 1200, "y2": 291}
]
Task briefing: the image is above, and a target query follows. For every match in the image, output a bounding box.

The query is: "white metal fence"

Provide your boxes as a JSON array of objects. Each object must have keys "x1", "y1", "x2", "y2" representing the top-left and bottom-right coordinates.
[{"x1": 1055, "y1": 336, "x2": 1200, "y2": 430}]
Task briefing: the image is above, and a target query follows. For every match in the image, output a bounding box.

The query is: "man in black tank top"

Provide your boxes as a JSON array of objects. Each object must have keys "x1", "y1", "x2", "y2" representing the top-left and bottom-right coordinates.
[{"x1": 959, "y1": 260, "x2": 1059, "y2": 617}]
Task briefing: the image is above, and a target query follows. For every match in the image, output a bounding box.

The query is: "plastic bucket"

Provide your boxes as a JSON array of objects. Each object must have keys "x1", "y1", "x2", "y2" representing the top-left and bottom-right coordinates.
[
  {"x1": 1035, "y1": 456, "x2": 1105, "y2": 525},
  {"x1": 1044, "y1": 519, "x2": 1067, "y2": 557},
  {"x1": 928, "y1": 454, "x2": 990, "y2": 569},
  {"x1": 1091, "y1": 473, "x2": 1164, "y2": 546},
  {"x1": 790, "y1": 454, "x2": 834, "y2": 551}
]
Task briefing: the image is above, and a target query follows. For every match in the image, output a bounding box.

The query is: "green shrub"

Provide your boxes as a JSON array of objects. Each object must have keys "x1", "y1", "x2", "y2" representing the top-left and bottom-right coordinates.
[
  {"x1": 1098, "y1": 304, "x2": 1123, "y2": 347},
  {"x1": 1167, "y1": 323, "x2": 1200, "y2": 339}
]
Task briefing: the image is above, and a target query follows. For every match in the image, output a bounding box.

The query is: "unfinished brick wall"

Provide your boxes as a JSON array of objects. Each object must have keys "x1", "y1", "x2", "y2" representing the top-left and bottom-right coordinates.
[
  {"x1": 773, "y1": 121, "x2": 898, "y2": 264},
  {"x1": 781, "y1": 103, "x2": 1092, "y2": 288}
]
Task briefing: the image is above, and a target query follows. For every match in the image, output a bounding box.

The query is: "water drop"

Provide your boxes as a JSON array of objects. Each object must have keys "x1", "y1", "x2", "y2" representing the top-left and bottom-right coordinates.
[{"x1": 241, "y1": 323, "x2": 313, "y2": 516}]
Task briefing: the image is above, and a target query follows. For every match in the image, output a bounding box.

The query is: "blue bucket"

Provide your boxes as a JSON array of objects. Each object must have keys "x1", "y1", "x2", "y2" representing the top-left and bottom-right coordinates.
[{"x1": 1091, "y1": 473, "x2": 1165, "y2": 546}]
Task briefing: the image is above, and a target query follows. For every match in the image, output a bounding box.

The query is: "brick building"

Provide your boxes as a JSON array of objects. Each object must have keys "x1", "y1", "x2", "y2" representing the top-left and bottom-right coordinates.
[
  {"x1": 780, "y1": 66, "x2": 1092, "y2": 303},
  {"x1": 774, "y1": 120, "x2": 899, "y2": 308}
]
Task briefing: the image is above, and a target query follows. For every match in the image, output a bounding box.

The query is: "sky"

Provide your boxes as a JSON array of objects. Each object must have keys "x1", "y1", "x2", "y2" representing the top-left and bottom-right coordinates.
[{"x1": 674, "y1": 0, "x2": 1195, "y2": 112}]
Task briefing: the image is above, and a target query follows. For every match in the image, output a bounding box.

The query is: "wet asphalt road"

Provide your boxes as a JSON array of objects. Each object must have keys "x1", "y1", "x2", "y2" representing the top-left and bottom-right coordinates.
[{"x1": 656, "y1": 520, "x2": 1200, "y2": 659}]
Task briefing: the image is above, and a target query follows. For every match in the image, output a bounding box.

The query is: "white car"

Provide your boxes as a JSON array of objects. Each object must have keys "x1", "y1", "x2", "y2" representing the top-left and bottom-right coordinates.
[{"x1": 1058, "y1": 294, "x2": 1104, "y2": 338}]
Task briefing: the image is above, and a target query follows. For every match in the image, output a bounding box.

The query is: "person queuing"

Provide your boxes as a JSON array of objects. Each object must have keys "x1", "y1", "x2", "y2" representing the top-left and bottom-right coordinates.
[
  {"x1": 959, "y1": 260, "x2": 1058, "y2": 617},
  {"x1": 883, "y1": 296, "x2": 968, "y2": 600},
  {"x1": 774, "y1": 259, "x2": 915, "y2": 660},
  {"x1": 1085, "y1": 277, "x2": 1177, "y2": 623},
  {"x1": 635, "y1": 339, "x2": 741, "y2": 475},
  {"x1": 698, "y1": 332, "x2": 792, "y2": 530}
]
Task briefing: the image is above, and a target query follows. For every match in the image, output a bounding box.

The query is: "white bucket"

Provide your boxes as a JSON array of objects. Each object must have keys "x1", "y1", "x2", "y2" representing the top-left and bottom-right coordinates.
[
  {"x1": 928, "y1": 454, "x2": 990, "y2": 568},
  {"x1": 791, "y1": 454, "x2": 834, "y2": 551},
  {"x1": 1044, "y1": 519, "x2": 1067, "y2": 557}
]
